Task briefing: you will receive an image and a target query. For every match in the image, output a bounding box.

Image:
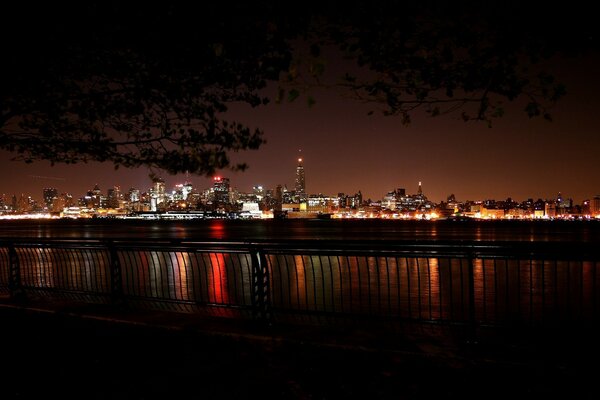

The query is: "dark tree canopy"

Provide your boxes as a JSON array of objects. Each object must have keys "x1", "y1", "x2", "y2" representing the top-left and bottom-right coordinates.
[{"x1": 1, "y1": 1, "x2": 596, "y2": 175}]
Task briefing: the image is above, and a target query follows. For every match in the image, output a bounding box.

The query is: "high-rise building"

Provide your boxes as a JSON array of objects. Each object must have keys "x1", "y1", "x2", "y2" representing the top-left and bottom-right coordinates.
[
  {"x1": 295, "y1": 157, "x2": 306, "y2": 203},
  {"x1": 43, "y1": 187, "x2": 58, "y2": 210},
  {"x1": 592, "y1": 195, "x2": 600, "y2": 216},
  {"x1": 213, "y1": 176, "x2": 230, "y2": 204},
  {"x1": 128, "y1": 188, "x2": 140, "y2": 203},
  {"x1": 91, "y1": 184, "x2": 103, "y2": 208},
  {"x1": 107, "y1": 185, "x2": 121, "y2": 209},
  {"x1": 182, "y1": 183, "x2": 193, "y2": 200},
  {"x1": 274, "y1": 184, "x2": 283, "y2": 211},
  {"x1": 152, "y1": 177, "x2": 166, "y2": 205}
]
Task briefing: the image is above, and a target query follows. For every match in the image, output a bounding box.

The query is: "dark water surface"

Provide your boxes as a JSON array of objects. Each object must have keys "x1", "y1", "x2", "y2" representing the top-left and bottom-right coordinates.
[{"x1": 1, "y1": 218, "x2": 599, "y2": 242}]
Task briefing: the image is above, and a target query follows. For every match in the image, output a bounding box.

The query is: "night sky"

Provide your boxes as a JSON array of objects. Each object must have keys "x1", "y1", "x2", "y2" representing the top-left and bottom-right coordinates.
[{"x1": 2, "y1": 3, "x2": 599, "y2": 204}]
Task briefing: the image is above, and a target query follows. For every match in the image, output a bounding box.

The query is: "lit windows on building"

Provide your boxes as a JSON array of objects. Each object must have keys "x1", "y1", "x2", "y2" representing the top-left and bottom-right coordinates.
[
  {"x1": 295, "y1": 157, "x2": 306, "y2": 203},
  {"x1": 213, "y1": 176, "x2": 231, "y2": 204}
]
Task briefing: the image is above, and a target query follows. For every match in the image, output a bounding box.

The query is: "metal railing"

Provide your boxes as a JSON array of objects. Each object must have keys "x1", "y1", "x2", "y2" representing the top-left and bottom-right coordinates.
[{"x1": 1, "y1": 239, "x2": 599, "y2": 329}]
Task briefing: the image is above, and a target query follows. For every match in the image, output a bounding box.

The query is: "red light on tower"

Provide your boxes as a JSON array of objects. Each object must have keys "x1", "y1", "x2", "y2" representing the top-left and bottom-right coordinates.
[{"x1": 214, "y1": 176, "x2": 222, "y2": 182}]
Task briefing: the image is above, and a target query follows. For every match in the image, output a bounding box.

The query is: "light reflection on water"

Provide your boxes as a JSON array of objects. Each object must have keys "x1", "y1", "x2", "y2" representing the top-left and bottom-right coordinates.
[{"x1": 1, "y1": 219, "x2": 599, "y2": 242}]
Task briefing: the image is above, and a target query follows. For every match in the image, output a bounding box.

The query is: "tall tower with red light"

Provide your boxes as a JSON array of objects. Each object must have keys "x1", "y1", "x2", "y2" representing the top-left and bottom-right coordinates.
[{"x1": 295, "y1": 154, "x2": 306, "y2": 203}]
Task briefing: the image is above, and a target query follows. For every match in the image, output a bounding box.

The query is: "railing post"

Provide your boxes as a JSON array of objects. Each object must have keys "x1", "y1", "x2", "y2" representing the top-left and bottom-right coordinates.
[
  {"x1": 106, "y1": 240, "x2": 124, "y2": 306},
  {"x1": 250, "y1": 245, "x2": 271, "y2": 324},
  {"x1": 8, "y1": 243, "x2": 26, "y2": 302}
]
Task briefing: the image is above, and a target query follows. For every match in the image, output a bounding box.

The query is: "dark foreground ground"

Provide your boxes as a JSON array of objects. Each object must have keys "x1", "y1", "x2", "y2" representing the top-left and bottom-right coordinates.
[{"x1": 1, "y1": 298, "x2": 599, "y2": 399}]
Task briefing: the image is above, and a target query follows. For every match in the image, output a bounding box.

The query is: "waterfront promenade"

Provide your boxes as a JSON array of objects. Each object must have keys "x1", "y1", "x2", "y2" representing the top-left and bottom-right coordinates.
[{"x1": 1, "y1": 295, "x2": 598, "y2": 399}]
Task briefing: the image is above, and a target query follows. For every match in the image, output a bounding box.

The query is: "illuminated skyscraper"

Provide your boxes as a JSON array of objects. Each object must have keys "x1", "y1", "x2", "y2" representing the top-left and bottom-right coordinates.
[
  {"x1": 151, "y1": 177, "x2": 166, "y2": 211},
  {"x1": 295, "y1": 157, "x2": 306, "y2": 203},
  {"x1": 592, "y1": 195, "x2": 600, "y2": 216},
  {"x1": 43, "y1": 187, "x2": 58, "y2": 209},
  {"x1": 213, "y1": 176, "x2": 230, "y2": 204},
  {"x1": 107, "y1": 185, "x2": 121, "y2": 209}
]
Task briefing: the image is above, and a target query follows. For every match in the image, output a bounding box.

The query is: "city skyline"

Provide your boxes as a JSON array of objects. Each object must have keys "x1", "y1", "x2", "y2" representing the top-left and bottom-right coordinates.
[
  {"x1": 1, "y1": 154, "x2": 596, "y2": 208},
  {"x1": 2, "y1": 55, "x2": 600, "y2": 204}
]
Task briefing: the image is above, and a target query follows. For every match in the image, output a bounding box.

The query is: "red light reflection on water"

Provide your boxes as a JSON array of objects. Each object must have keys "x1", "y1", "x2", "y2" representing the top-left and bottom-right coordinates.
[{"x1": 209, "y1": 220, "x2": 226, "y2": 240}]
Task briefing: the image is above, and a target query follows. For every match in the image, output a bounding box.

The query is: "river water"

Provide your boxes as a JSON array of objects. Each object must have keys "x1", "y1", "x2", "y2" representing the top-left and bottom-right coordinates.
[{"x1": 1, "y1": 218, "x2": 599, "y2": 242}]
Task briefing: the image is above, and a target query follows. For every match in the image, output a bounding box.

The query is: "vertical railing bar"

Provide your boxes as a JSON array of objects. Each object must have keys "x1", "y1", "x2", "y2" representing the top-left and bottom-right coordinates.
[
  {"x1": 78, "y1": 248, "x2": 90, "y2": 293},
  {"x1": 505, "y1": 258, "x2": 509, "y2": 323},
  {"x1": 186, "y1": 251, "x2": 197, "y2": 304},
  {"x1": 28, "y1": 246, "x2": 38, "y2": 288},
  {"x1": 65, "y1": 247, "x2": 75, "y2": 292},
  {"x1": 8, "y1": 242, "x2": 25, "y2": 301},
  {"x1": 239, "y1": 251, "x2": 251, "y2": 307},
  {"x1": 482, "y1": 258, "x2": 487, "y2": 322},
  {"x1": 385, "y1": 256, "x2": 391, "y2": 316},
  {"x1": 209, "y1": 251, "x2": 218, "y2": 305},
  {"x1": 416, "y1": 257, "x2": 422, "y2": 320},
  {"x1": 250, "y1": 245, "x2": 270, "y2": 323},
  {"x1": 125, "y1": 249, "x2": 139, "y2": 299},
  {"x1": 155, "y1": 250, "x2": 165, "y2": 300},
  {"x1": 174, "y1": 251, "x2": 184, "y2": 302},
  {"x1": 327, "y1": 255, "x2": 335, "y2": 313},
  {"x1": 337, "y1": 255, "x2": 344, "y2": 314},
  {"x1": 73, "y1": 247, "x2": 84, "y2": 293},
  {"x1": 365, "y1": 255, "x2": 371, "y2": 315},
  {"x1": 244, "y1": 253, "x2": 253, "y2": 307},
  {"x1": 276, "y1": 254, "x2": 287, "y2": 309},
  {"x1": 554, "y1": 259, "x2": 559, "y2": 321},
  {"x1": 215, "y1": 251, "x2": 225, "y2": 305},
  {"x1": 579, "y1": 260, "x2": 584, "y2": 321},
  {"x1": 566, "y1": 260, "x2": 571, "y2": 321},
  {"x1": 69, "y1": 247, "x2": 80, "y2": 292},
  {"x1": 467, "y1": 251, "x2": 477, "y2": 343},
  {"x1": 172, "y1": 250, "x2": 180, "y2": 302},
  {"x1": 200, "y1": 250, "x2": 212, "y2": 305},
  {"x1": 301, "y1": 255, "x2": 309, "y2": 312},
  {"x1": 459, "y1": 257, "x2": 465, "y2": 320},
  {"x1": 106, "y1": 240, "x2": 123, "y2": 306},
  {"x1": 96, "y1": 248, "x2": 107, "y2": 294},
  {"x1": 493, "y1": 258, "x2": 498, "y2": 322},
  {"x1": 346, "y1": 255, "x2": 353, "y2": 314},
  {"x1": 262, "y1": 250, "x2": 274, "y2": 306},
  {"x1": 529, "y1": 258, "x2": 534, "y2": 325},
  {"x1": 288, "y1": 254, "x2": 298, "y2": 309},
  {"x1": 66, "y1": 247, "x2": 77, "y2": 292},
  {"x1": 200, "y1": 252, "x2": 210, "y2": 304},
  {"x1": 376, "y1": 256, "x2": 382, "y2": 314},
  {"x1": 231, "y1": 252, "x2": 239, "y2": 306},
  {"x1": 397, "y1": 256, "x2": 402, "y2": 319},
  {"x1": 161, "y1": 249, "x2": 170, "y2": 301},
  {"x1": 438, "y1": 257, "x2": 443, "y2": 321},
  {"x1": 311, "y1": 255, "x2": 319, "y2": 313},
  {"x1": 406, "y1": 257, "x2": 411, "y2": 319},
  {"x1": 592, "y1": 260, "x2": 600, "y2": 321},
  {"x1": 427, "y1": 257, "x2": 432, "y2": 320},
  {"x1": 516, "y1": 258, "x2": 521, "y2": 323},
  {"x1": 141, "y1": 250, "x2": 152, "y2": 299},
  {"x1": 541, "y1": 258, "x2": 546, "y2": 324},
  {"x1": 41, "y1": 247, "x2": 50, "y2": 290}
]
